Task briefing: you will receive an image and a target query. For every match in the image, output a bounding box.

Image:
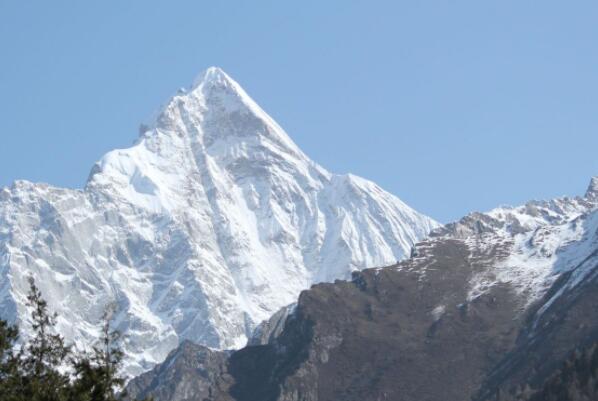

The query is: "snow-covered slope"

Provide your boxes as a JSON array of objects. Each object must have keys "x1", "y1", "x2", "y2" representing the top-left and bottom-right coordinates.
[
  {"x1": 431, "y1": 177, "x2": 598, "y2": 313},
  {"x1": 0, "y1": 67, "x2": 438, "y2": 376}
]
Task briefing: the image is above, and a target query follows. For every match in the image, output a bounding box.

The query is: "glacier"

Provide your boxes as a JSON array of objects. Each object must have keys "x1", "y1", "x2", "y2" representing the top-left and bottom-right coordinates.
[{"x1": 0, "y1": 67, "x2": 438, "y2": 376}]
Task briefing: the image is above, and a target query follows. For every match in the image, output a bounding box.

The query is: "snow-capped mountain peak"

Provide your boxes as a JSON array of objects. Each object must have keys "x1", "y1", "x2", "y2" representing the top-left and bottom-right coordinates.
[
  {"x1": 87, "y1": 67, "x2": 320, "y2": 216},
  {"x1": 193, "y1": 66, "x2": 232, "y2": 85},
  {"x1": 0, "y1": 67, "x2": 438, "y2": 376},
  {"x1": 161, "y1": 66, "x2": 303, "y2": 157}
]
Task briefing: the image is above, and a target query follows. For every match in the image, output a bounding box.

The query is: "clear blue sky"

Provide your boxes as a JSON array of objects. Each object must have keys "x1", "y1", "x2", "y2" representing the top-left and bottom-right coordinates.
[{"x1": 1, "y1": 1, "x2": 597, "y2": 223}]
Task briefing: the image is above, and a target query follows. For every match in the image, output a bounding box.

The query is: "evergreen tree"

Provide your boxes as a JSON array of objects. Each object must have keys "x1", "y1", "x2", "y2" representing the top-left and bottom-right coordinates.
[
  {"x1": 70, "y1": 305, "x2": 128, "y2": 401},
  {"x1": 0, "y1": 319, "x2": 20, "y2": 401},
  {"x1": 19, "y1": 277, "x2": 71, "y2": 401},
  {"x1": 0, "y1": 279, "x2": 150, "y2": 401}
]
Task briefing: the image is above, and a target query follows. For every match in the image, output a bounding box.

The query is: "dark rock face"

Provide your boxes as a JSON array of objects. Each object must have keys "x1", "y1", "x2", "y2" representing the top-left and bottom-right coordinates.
[
  {"x1": 507, "y1": 341, "x2": 598, "y2": 401},
  {"x1": 126, "y1": 180, "x2": 598, "y2": 401},
  {"x1": 247, "y1": 303, "x2": 296, "y2": 346},
  {"x1": 270, "y1": 240, "x2": 522, "y2": 401},
  {"x1": 125, "y1": 341, "x2": 229, "y2": 401},
  {"x1": 586, "y1": 176, "x2": 598, "y2": 200},
  {"x1": 477, "y1": 270, "x2": 598, "y2": 400},
  {"x1": 125, "y1": 239, "x2": 530, "y2": 401}
]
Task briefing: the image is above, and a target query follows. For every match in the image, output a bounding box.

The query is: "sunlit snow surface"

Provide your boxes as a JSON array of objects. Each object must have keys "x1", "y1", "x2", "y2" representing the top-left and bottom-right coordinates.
[
  {"x1": 443, "y1": 189, "x2": 598, "y2": 312},
  {"x1": 0, "y1": 67, "x2": 438, "y2": 376}
]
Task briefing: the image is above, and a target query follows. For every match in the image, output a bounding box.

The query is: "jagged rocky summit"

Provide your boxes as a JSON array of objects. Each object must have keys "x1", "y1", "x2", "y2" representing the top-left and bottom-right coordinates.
[{"x1": 0, "y1": 67, "x2": 438, "y2": 376}]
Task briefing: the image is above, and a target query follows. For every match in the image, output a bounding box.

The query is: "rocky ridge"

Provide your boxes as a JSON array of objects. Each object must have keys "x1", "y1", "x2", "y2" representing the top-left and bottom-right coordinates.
[{"x1": 127, "y1": 177, "x2": 598, "y2": 401}]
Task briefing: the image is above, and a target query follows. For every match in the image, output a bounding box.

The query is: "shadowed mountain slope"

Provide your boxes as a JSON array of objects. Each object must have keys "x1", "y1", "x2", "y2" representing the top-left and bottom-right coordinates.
[{"x1": 127, "y1": 177, "x2": 598, "y2": 401}]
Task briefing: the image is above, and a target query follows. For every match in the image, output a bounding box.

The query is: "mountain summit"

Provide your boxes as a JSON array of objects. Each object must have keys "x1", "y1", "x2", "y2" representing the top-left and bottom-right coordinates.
[
  {"x1": 586, "y1": 176, "x2": 598, "y2": 200},
  {"x1": 0, "y1": 68, "x2": 438, "y2": 376}
]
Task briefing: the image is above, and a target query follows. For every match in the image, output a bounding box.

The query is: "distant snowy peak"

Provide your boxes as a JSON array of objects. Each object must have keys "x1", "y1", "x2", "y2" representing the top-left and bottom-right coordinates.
[
  {"x1": 434, "y1": 179, "x2": 598, "y2": 240},
  {"x1": 428, "y1": 176, "x2": 598, "y2": 309},
  {"x1": 0, "y1": 67, "x2": 438, "y2": 376}
]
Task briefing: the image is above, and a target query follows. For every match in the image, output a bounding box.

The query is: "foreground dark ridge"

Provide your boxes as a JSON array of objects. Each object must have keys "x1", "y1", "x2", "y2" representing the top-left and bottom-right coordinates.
[{"x1": 127, "y1": 177, "x2": 598, "y2": 401}]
